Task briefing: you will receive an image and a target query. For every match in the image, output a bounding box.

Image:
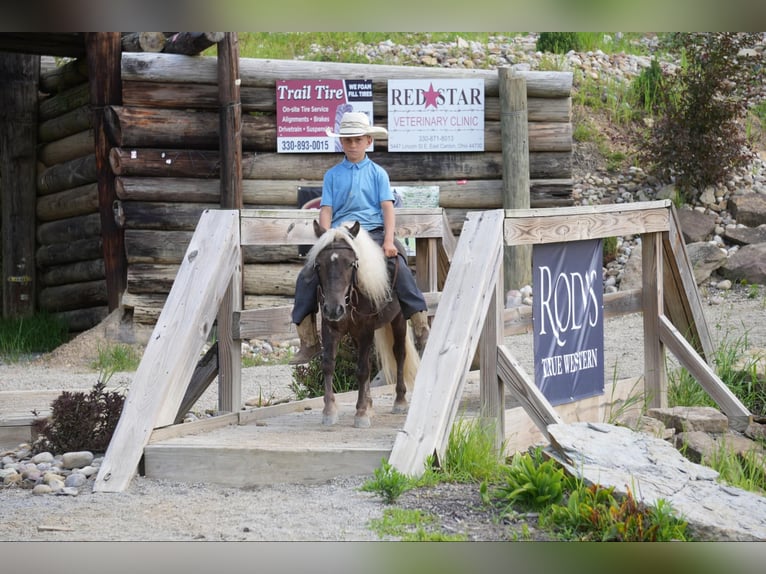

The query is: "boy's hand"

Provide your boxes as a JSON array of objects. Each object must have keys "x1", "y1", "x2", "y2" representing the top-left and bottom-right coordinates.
[{"x1": 382, "y1": 240, "x2": 398, "y2": 257}]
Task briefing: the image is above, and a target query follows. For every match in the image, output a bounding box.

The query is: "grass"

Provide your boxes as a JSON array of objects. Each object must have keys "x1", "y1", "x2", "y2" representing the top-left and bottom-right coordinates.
[
  {"x1": 88, "y1": 343, "x2": 141, "y2": 384},
  {"x1": 0, "y1": 312, "x2": 68, "y2": 361}
]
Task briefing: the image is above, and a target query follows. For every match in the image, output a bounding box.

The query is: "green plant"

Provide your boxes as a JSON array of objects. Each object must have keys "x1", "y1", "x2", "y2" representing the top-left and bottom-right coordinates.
[
  {"x1": 32, "y1": 380, "x2": 126, "y2": 454},
  {"x1": 361, "y1": 459, "x2": 413, "y2": 504},
  {"x1": 641, "y1": 33, "x2": 764, "y2": 201},
  {"x1": 491, "y1": 447, "x2": 566, "y2": 512},
  {"x1": 0, "y1": 312, "x2": 68, "y2": 361},
  {"x1": 441, "y1": 418, "x2": 506, "y2": 483},
  {"x1": 536, "y1": 32, "x2": 580, "y2": 54},
  {"x1": 90, "y1": 343, "x2": 141, "y2": 377},
  {"x1": 290, "y1": 335, "x2": 369, "y2": 399},
  {"x1": 543, "y1": 482, "x2": 689, "y2": 541},
  {"x1": 368, "y1": 507, "x2": 467, "y2": 541},
  {"x1": 629, "y1": 58, "x2": 664, "y2": 115},
  {"x1": 702, "y1": 439, "x2": 766, "y2": 494}
]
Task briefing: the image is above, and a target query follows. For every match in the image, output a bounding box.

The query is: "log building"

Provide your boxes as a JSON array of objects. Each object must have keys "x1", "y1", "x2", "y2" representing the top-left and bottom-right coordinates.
[{"x1": 0, "y1": 33, "x2": 574, "y2": 332}]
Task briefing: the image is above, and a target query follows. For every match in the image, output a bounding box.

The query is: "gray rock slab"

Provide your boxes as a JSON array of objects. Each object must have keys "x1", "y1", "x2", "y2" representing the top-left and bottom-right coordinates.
[{"x1": 546, "y1": 421, "x2": 766, "y2": 541}]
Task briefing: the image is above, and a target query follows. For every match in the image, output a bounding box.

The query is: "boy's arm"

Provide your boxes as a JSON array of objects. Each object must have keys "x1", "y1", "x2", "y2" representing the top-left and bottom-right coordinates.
[
  {"x1": 319, "y1": 205, "x2": 332, "y2": 230},
  {"x1": 381, "y1": 200, "x2": 397, "y2": 257}
]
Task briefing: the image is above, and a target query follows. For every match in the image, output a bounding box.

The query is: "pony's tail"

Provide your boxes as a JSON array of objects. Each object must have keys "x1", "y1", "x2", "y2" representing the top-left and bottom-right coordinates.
[{"x1": 374, "y1": 324, "x2": 420, "y2": 389}]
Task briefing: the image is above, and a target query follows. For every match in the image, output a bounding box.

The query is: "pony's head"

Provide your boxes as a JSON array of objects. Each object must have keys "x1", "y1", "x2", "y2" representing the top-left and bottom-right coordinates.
[{"x1": 308, "y1": 220, "x2": 391, "y2": 321}]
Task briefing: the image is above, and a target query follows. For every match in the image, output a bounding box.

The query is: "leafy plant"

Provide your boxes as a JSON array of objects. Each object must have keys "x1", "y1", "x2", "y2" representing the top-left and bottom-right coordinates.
[
  {"x1": 543, "y1": 482, "x2": 689, "y2": 541},
  {"x1": 491, "y1": 447, "x2": 566, "y2": 511},
  {"x1": 32, "y1": 380, "x2": 126, "y2": 454},
  {"x1": 536, "y1": 32, "x2": 581, "y2": 54},
  {"x1": 640, "y1": 33, "x2": 764, "y2": 202}
]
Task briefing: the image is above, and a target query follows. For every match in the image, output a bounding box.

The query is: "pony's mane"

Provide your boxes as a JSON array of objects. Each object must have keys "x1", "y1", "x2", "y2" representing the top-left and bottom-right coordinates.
[{"x1": 307, "y1": 223, "x2": 391, "y2": 309}]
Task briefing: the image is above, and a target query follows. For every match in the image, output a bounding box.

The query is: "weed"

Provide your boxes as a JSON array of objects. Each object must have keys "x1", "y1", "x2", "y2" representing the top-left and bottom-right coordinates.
[
  {"x1": 0, "y1": 312, "x2": 68, "y2": 361},
  {"x1": 90, "y1": 343, "x2": 140, "y2": 378},
  {"x1": 368, "y1": 507, "x2": 466, "y2": 541},
  {"x1": 442, "y1": 417, "x2": 506, "y2": 483},
  {"x1": 361, "y1": 459, "x2": 413, "y2": 504}
]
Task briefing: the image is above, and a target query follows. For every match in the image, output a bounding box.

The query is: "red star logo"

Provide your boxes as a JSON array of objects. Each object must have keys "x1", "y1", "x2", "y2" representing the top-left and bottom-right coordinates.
[{"x1": 423, "y1": 83, "x2": 440, "y2": 109}]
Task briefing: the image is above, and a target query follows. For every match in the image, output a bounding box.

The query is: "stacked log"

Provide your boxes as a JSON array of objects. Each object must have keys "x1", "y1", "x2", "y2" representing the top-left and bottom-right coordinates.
[
  {"x1": 36, "y1": 62, "x2": 107, "y2": 331},
  {"x1": 112, "y1": 53, "x2": 573, "y2": 323}
]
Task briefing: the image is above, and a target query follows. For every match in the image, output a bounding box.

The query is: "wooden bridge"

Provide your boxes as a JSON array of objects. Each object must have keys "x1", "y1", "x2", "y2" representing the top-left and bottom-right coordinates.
[{"x1": 91, "y1": 202, "x2": 751, "y2": 491}]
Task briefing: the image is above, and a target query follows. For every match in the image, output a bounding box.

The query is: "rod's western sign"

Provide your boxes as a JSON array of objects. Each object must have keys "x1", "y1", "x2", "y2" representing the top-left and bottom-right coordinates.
[
  {"x1": 387, "y1": 78, "x2": 484, "y2": 152},
  {"x1": 533, "y1": 240, "x2": 604, "y2": 405}
]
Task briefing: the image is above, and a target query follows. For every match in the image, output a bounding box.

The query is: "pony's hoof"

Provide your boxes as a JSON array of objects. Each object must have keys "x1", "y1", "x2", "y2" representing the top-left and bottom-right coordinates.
[
  {"x1": 322, "y1": 412, "x2": 338, "y2": 426},
  {"x1": 391, "y1": 402, "x2": 408, "y2": 415},
  {"x1": 354, "y1": 415, "x2": 371, "y2": 428}
]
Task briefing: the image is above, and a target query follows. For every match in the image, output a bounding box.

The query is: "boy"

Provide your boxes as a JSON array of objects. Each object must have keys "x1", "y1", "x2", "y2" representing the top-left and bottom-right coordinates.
[{"x1": 290, "y1": 111, "x2": 430, "y2": 364}]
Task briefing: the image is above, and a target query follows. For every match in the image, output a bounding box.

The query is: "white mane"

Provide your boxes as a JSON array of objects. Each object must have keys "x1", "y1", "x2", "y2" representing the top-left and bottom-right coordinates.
[{"x1": 306, "y1": 223, "x2": 392, "y2": 309}]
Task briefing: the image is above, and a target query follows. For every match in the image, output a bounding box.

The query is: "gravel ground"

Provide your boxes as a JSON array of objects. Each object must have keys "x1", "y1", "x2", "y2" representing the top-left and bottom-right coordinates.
[{"x1": 1, "y1": 285, "x2": 764, "y2": 542}]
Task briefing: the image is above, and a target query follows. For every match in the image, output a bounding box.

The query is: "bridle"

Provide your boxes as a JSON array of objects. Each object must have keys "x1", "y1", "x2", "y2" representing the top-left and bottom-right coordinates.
[{"x1": 315, "y1": 242, "x2": 359, "y2": 316}]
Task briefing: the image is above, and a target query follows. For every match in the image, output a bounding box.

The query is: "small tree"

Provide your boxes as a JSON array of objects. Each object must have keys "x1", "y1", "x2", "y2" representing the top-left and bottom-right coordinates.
[{"x1": 640, "y1": 33, "x2": 763, "y2": 203}]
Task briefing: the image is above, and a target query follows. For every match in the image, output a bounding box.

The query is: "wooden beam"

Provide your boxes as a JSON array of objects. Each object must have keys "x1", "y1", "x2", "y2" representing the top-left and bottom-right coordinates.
[
  {"x1": 642, "y1": 231, "x2": 666, "y2": 408},
  {"x1": 0, "y1": 52, "x2": 39, "y2": 318},
  {"x1": 497, "y1": 344, "x2": 562, "y2": 441},
  {"x1": 504, "y1": 200, "x2": 671, "y2": 245},
  {"x1": 658, "y1": 314, "x2": 751, "y2": 432},
  {"x1": 663, "y1": 203, "x2": 714, "y2": 362},
  {"x1": 93, "y1": 210, "x2": 241, "y2": 492},
  {"x1": 174, "y1": 342, "x2": 219, "y2": 424},
  {"x1": 388, "y1": 209, "x2": 504, "y2": 476},
  {"x1": 500, "y1": 67, "x2": 531, "y2": 290},
  {"x1": 86, "y1": 32, "x2": 125, "y2": 311},
  {"x1": 480, "y1": 266, "x2": 505, "y2": 451}
]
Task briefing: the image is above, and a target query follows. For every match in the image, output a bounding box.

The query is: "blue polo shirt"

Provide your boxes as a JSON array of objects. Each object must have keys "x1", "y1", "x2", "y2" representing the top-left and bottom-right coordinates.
[{"x1": 321, "y1": 156, "x2": 394, "y2": 231}]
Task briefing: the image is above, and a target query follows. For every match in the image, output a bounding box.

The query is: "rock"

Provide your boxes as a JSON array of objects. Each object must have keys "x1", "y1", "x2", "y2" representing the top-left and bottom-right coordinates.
[
  {"x1": 546, "y1": 422, "x2": 766, "y2": 541},
  {"x1": 720, "y1": 243, "x2": 766, "y2": 285},
  {"x1": 31, "y1": 452, "x2": 54, "y2": 464},
  {"x1": 64, "y1": 472, "x2": 88, "y2": 488},
  {"x1": 685, "y1": 242, "x2": 727, "y2": 284},
  {"x1": 647, "y1": 406, "x2": 729, "y2": 433},
  {"x1": 61, "y1": 451, "x2": 94, "y2": 469},
  {"x1": 728, "y1": 193, "x2": 766, "y2": 227},
  {"x1": 677, "y1": 209, "x2": 717, "y2": 243},
  {"x1": 32, "y1": 484, "x2": 52, "y2": 496}
]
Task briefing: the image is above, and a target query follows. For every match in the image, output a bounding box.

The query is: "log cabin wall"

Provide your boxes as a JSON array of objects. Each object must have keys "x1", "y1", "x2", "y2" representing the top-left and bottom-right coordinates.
[
  {"x1": 35, "y1": 58, "x2": 108, "y2": 332},
  {"x1": 34, "y1": 50, "x2": 574, "y2": 329}
]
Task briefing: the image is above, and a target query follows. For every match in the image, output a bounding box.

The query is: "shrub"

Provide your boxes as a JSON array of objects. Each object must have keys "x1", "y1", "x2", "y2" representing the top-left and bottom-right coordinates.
[
  {"x1": 536, "y1": 32, "x2": 580, "y2": 54},
  {"x1": 290, "y1": 335, "x2": 377, "y2": 399},
  {"x1": 32, "y1": 380, "x2": 126, "y2": 454},
  {"x1": 640, "y1": 33, "x2": 764, "y2": 202}
]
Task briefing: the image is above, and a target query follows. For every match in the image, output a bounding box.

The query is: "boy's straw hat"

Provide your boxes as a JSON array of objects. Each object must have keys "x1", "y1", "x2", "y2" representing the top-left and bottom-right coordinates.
[{"x1": 326, "y1": 112, "x2": 388, "y2": 138}]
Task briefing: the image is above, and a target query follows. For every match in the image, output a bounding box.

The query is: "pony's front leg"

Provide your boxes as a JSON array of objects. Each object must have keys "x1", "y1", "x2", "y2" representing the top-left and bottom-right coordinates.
[
  {"x1": 321, "y1": 331, "x2": 340, "y2": 426},
  {"x1": 354, "y1": 333, "x2": 374, "y2": 428}
]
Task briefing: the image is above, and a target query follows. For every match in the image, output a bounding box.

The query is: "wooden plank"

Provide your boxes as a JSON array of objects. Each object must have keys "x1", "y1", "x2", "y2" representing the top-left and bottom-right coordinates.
[
  {"x1": 663, "y1": 204, "x2": 714, "y2": 361},
  {"x1": 240, "y1": 208, "x2": 445, "y2": 245},
  {"x1": 388, "y1": 209, "x2": 504, "y2": 476},
  {"x1": 658, "y1": 315, "x2": 751, "y2": 432},
  {"x1": 497, "y1": 345, "x2": 562, "y2": 442},
  {"x1": 93, "y1": 210, "x2": 241, "y2": 492},
  {"x1": 479, "y1": 271, "x2": 505, "y2": 451},
  {"x1": 86, "y1": 32, "x2": 125, "y2": 312},
  {"x1": 504, "y1": 200, "x2": 670, "y2": 245},
  {"x1": 643, "y1": 231, "x2": 666, "y2": 408},
  {"x1": 0, "y1": 52, "x2": 39, "y2": 318}
]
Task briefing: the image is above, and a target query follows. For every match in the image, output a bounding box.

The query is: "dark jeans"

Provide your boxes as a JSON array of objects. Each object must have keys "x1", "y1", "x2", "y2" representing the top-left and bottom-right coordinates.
[{"x1": 292, "y1": 228, "x2": 427, "y2": 324}]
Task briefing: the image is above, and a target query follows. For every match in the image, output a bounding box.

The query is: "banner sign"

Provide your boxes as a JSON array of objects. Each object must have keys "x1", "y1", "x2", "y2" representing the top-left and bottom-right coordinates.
[
  {"x1": 532, "y1": 240, "x2": 604, "y2": 406},
  {"x1": 276, "y1": 79, "x2": 374, "y2": 153},
  {"x1": 387, "y1": 78, "x2": 484, "y2": 152}
]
